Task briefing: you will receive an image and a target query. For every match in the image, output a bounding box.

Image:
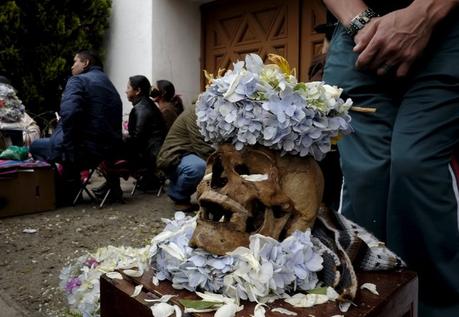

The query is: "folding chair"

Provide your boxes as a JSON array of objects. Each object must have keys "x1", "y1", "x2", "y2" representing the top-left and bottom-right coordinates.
[
  {"x1": 72, "y1": 168, "x2": 98, "y2": 206},
  {"x1": 130, "y1": 169, "x2": 165, "y2": 197},
  {"x1": 97, "y1": 160, "x2": 130, "y2": 208}
]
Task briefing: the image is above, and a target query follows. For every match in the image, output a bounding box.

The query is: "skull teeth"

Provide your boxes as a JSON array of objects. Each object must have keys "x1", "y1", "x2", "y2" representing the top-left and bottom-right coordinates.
[{"x1": 198, "y1": 190, "x2": 250, "y2": 223}]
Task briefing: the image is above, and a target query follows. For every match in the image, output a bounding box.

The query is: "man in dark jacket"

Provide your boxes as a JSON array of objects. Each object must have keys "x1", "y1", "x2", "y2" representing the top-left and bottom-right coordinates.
[{"x1": 30, "y1": 50, "x2": 122, "y2": 203}]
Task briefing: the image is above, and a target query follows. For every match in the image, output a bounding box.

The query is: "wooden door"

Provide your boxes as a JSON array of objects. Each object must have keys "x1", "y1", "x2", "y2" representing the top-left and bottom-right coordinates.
[{"x1": 201, "y1": 0, "x2": 327, "y2": 87}]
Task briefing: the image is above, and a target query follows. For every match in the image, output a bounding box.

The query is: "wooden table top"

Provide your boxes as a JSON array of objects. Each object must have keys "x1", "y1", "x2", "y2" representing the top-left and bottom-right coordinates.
[{"x1": 100, "y1": 269, "x2": 418, "y2": 317}]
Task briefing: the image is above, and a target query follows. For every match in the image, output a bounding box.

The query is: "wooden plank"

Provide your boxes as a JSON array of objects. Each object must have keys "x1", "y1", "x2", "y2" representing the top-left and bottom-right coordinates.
[{"x1": 101, "y1": 270, "x2": 417, "y2": 317}]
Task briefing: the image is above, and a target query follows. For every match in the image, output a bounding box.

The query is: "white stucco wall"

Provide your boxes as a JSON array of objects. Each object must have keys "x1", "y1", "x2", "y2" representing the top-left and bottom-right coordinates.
[
  {"x1": 151, "y1": 0, "x2": 202, "y2": 108},
  {"x1": 105, "y1": 0, "x2": 203, "y2": 116},
  {"x1": 104, "y1": 0, "x2": 153, "y2": 117}
]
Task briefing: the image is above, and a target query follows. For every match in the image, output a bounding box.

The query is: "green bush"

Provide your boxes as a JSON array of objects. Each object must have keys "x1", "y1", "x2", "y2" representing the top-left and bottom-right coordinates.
[{"x1": 0, "y1": 0, "x2": 112, "y2": 130}]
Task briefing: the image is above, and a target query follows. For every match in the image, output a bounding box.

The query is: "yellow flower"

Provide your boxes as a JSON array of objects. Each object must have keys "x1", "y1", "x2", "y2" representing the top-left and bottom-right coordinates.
[{"x1": 267, "y1": 53, "x2": 296, "y2": 77}]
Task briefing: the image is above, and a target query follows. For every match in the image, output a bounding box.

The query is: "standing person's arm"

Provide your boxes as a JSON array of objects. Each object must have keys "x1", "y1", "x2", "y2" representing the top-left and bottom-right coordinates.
[{"x1": 324, "y1": 0, "x2": 459, "y2": 77}]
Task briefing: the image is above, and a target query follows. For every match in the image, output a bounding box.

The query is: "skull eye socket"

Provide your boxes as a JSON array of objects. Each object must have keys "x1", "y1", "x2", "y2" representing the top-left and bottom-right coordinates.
[
  {"x1": 234, "y1": 164, "x2": 250, "y2": 175},
  {"x1": 211, "y1": 156, "x2": 228, "y2": 189}
]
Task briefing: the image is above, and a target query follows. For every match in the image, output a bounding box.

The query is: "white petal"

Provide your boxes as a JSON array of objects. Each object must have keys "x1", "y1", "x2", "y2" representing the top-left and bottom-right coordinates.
[
  {"x1": 106, "y1": 272, "x2": 123, "y2": 280},
  {"x1": 23, "y1": 228, "x2": 38, "y2": 234},
  {"x1": 131, "y1": 284, "x2": 143, "y2": 297},
  {"x1": 326, "y1": 287, "x2": 339, "y2": 301},
  {"x1": 174, "y1": 305, "x2": 182, "y2": 317},
  {"x1": 271, "y1": 308, "x2": 297, "y2": 316},
  {"x1": 214, "y1": 303, "x2": 239, "y2": 317},
  {"x1": 240, "y1": 174, "x2": 268, "y2": 182},
  {"x1": 284, "y1": 293, "x2": 328, "y2": 308},
  {"x1": 338, "y1": 301, "x2": 352, "y2": 312},
  {"x1": 152, "y1": 275, "x2": 159, "y2": 286},
  {"x1": 160, "y1": 243, "x2": 186, "y2": 261},
  {"x1": 203, "y1": 173, "x2": 213, "y2": 181},
  {"x1": 360, "y1": 283, "x2": 379, "y2": 295},
  {"x1": 151, "y1": 302, "x2": 175, "y2": 317},
  {"x1": 123, "y1": 269, "x2": 143, "y2": 277},
  {"x1": 144, "y1": 294, "x2": 177, "y2": 303},
  {"x1": 253, "y1": 303, "x2": 267, "y2": 317},
  {"x1": 196, "y1": 291, "x2": 234, "y2": 305}
]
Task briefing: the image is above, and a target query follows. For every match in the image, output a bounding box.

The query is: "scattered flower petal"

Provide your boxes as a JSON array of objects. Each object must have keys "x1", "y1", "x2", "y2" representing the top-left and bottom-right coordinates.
[
  {"x1": 106, "y1": 272, "x2": 123, "y2": 280},
  {"x1": 123, "y1": 269, "x2": 143, "y2": 277},
  {"x1": 214, "y1": 302, "x2": 240, "y2": 317},
  {"x1": 240, "y1": 174, "x2": 268, "y2": 182},
  {"x1": 131, "y1": 284, "x2": 143, "y2": 297},
  {"x1": 151, "y1": 302, "x2": 175, "y2": 317},
  {"x1": 360, "y1": 283, "x2": 379, "y2": 295},
  {"x1": 271, "y1": 308, "x2": 297, "y2": 315},
  {"x1": 23, "y1": 228, "x2": 38, "y2": 234}
]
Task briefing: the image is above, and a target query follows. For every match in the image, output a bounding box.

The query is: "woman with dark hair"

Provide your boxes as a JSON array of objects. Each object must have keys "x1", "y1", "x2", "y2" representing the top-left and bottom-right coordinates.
[
  {"x1": 95, "y1": 75, "x2": 166, "y2": 197},
  {"x1": 150, "y1": 80, "x2": 183, "y2": 130}
]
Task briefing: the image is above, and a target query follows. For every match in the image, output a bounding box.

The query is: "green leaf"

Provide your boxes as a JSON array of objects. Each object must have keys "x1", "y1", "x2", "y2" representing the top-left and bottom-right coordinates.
[
  {"x1": 178, "y1": 299, "x2": 221, "y2": 310},
  {"x1": 307, "y1": 287, "x2": 328, "y2": 295}
]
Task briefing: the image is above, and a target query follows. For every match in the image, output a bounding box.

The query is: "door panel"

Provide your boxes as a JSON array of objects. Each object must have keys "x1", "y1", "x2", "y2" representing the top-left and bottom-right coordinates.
[
  {"x1": 201, "y1": 0, "x2": 299, "y2": 87},
  {"x1": 201, "y1": 0, "x2": 327, "y2": 87}
]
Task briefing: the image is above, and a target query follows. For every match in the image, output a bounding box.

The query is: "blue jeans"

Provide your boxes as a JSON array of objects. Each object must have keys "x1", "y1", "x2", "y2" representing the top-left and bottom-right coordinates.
[
  {"x1": 167, "y1": 154, "x2": 206, "y2": 202},
  {"x1": 324, "y1": 15, "x2": 459, "y2": 317},
  {"x1": 29, "y1": 138, "x2": 55, "y2": 162}
]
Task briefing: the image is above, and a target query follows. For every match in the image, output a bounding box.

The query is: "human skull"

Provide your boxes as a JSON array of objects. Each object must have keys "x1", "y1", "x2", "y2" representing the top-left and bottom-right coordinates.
[{"x1": 189, "y1": 144, "x2": 324, "y2": 255}]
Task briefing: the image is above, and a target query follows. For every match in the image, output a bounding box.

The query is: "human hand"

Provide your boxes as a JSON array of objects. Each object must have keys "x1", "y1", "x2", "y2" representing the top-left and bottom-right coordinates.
[{"x1": 352, "y1": 7, "x2": 434, "y2": 77}]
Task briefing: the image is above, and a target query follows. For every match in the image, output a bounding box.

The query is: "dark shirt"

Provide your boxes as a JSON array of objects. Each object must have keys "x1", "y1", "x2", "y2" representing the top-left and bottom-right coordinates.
[
  {"x1": 365, "y1": 0, "x2": 413, "y2": 14},
  {"x1": 125, "y1": 96, "x2": 166, "y2": 163}
]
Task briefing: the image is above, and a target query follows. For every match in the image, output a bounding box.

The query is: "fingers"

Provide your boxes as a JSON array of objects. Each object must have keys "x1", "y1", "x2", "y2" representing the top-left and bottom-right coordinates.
[
  {"x1": 355, "y1": 36, "x2": 380, "y2": 70},
  {"x1": 376, "y1": 62, "x2": 399, "y2": 76},
  {"x1": 396, "y1": 62, "x2": 412, "y2": 77},
  {"x1": 353, "y1": 21, "x2": 377, "y2": 53}
]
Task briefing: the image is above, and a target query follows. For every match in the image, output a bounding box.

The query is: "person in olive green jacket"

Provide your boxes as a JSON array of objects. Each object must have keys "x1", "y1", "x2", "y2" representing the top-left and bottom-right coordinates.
[{"x1": 157, "y1": 104, "x2": 214, "y2": 212}]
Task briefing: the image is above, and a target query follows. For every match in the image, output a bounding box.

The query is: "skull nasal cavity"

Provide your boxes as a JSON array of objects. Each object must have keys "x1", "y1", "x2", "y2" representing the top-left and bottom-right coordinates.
[{"x1": 211, "y1": 156, "x2": 228, "y2": 188}]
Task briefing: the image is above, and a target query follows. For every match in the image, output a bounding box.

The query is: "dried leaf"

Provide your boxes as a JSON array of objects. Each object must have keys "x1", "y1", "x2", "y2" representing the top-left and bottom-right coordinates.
[
  {"x1": 307, "y1": 287, "x2": 328, "y2": 295},
  {"x1": 178, "y1": 299, "x2": 221, "y2": 310}
]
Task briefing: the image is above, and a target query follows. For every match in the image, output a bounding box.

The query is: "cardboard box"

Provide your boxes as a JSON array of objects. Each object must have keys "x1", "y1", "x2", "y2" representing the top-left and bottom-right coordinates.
[{"x1": 0, "y1": 167, "x2": 55, "y2": 217}]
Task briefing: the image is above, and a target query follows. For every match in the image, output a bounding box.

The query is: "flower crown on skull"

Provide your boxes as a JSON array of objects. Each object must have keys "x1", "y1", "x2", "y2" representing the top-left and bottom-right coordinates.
[{"x1": 196, "y1": 53, "x2": 353, "y2": 161}]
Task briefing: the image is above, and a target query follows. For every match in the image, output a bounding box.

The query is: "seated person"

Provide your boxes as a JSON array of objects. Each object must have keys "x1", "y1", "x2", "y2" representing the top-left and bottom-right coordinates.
[
  {"x1": 156, "y1": 104, "x2": 214, "y2": 212},
  {"x1": 29, "y1": 50, "x2": 122, "y2": 204},
  {"x1": 95, "y1": 75, "x2": 167, "y2": 197},
  {"x1": 0, "y1": 76, "x2": 41, "y2": 146},
  {"x1": 150, "y1": 80, "x2": 184, "y2": 131}
]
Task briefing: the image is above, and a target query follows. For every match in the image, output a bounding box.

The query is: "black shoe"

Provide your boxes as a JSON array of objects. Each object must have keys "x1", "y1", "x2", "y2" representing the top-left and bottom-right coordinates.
[{"x1": 173, "y1": 201, "x2": 199, "y2": 213}]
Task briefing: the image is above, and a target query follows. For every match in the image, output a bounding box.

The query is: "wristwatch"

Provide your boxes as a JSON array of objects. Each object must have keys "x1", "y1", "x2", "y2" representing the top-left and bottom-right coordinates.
[{"x1": 344, "y1": 8, "x2": 379, "y2": 37}]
